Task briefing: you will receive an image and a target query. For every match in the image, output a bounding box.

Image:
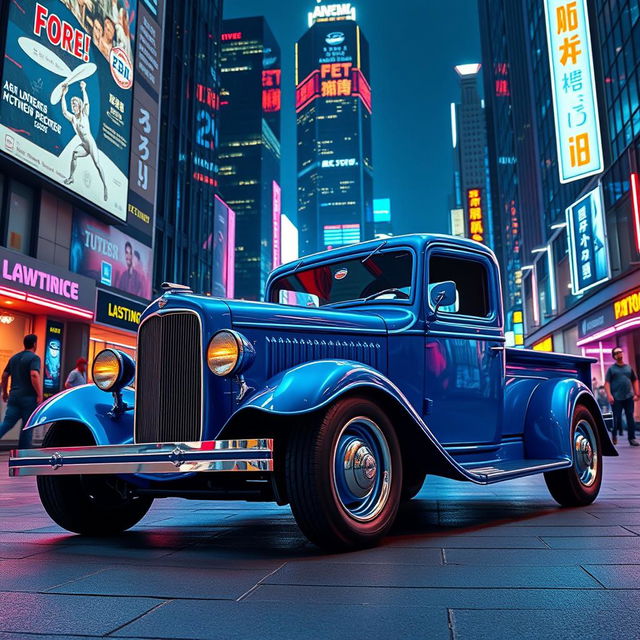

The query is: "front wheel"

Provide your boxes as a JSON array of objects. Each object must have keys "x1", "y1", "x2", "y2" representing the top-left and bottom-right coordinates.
[
  {"x1": 37, "y1": 424, "x2": 153, "y2": 535},
  {"x1": 544, "y1": 405, "x2": 602, "y2": 507},
  {"x1": 285, "y1": 396, "x2": 403, "y2": 551}
]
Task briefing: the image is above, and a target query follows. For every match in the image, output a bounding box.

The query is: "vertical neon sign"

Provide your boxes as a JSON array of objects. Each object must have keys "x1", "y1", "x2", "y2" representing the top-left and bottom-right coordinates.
[{"x1": 272, "y1": 181, "x2": 282, "y2": 269}]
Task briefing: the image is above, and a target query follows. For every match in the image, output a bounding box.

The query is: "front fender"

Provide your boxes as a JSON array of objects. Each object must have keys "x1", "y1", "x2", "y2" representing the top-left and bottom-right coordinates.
[
  {"x1": 524, "y1": 378, "x2": 617, "y2": 461},
  {"x1": 24, "y1": 384, "x2": 134, "y2": 446},
  {"x1": 239, "y1": 360, "x2": 411, "y2": 415}
]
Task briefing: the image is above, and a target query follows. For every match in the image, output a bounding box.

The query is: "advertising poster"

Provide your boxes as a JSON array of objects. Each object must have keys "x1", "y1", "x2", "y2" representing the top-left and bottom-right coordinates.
[
  {"x1": 70, "y1": 211, "x2": 152, "y2": 299},
  {"x1": 95, "y1": 288, "x2": 145, "y2": 333},
  {"x1": 566, "y1": 186, "x2": 610, "y2": 295},
  {"x1": 212, "y1": 196, "x2": 235, "y2": 299},
  {"x1": 43, "y1": 320, "x2": 64, "y2": 398},
  {"x1": 0, "y1": 0, "x2": 137, "y2": 220},
  {"x1": 126, "y1": 0, "x2": 165, "y2": 242}
]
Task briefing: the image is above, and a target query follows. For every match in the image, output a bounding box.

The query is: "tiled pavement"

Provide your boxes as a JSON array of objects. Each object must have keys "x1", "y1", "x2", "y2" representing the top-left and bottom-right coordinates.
[{"x1": 1, "y1": 446, "x2": 640, "y2": 640}]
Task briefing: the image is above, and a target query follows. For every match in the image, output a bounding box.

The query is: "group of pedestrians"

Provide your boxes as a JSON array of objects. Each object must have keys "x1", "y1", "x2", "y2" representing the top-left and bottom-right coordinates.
[{"x1": 0, "y1": 335, "x2": 87, "y2": 449}]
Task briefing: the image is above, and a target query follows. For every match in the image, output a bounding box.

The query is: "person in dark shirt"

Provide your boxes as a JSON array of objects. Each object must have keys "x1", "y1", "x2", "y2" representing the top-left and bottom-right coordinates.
[
  {"x1": 0, "y1": 334, "x2": 42, "y2": 449},
  {"x1": 605, "y1": 346, "x2": 640, "y2": 446}
]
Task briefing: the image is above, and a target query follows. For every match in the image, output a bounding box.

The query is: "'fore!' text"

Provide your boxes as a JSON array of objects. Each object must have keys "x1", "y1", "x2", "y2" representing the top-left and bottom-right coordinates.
[{"x1": 33, "y1": 3, "x2": 91, "y2": 62}]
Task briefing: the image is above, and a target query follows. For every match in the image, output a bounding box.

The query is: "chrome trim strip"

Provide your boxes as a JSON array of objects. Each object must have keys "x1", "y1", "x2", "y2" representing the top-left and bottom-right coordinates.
[
  {"x1": 8, "y1": 439, "x2": 274, "y2": 477},
  {"x1": 134, "y1": 308, "x2": 205, "y2": 444},
  {"x1": 427, "y1": 330, "x2": 506, "y2": 341},
  {"x1": 233, "y1": 321, "x2": 387, "y2": 335}
]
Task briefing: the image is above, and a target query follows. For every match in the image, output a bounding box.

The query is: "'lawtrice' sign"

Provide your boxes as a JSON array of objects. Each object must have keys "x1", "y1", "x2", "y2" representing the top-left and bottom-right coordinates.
[{"x1": 0, "y1": 246, "x2": 95, "y2": 311}]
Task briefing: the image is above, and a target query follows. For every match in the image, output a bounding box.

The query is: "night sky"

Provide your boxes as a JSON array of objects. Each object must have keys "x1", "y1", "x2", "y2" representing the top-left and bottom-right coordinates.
[{"x1": 224, "y1": 0, "x2": 482, "y2": 236}]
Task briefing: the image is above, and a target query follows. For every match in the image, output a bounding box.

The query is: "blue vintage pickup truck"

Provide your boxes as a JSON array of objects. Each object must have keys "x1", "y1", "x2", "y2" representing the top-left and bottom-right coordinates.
[{"x1": 9, "y1": 234, "x2": 616, "y2": 550}]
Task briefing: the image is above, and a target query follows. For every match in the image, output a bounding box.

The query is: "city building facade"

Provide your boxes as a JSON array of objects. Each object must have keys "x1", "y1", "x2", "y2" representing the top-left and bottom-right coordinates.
[
  {"x1": 218, "y1": 17, "x2": 282, "y2": 300},
  {"x1": 296, "y1": 2, "x2": 373, "y2": 256},
  {"x1": 0, "y1": 0, "x2": 167, "y2": 441},
  {"x1": 154, "y1": 0, "x2": 235, "y2": 298},
  {"x1": 479, "y1": 0, "x2": 640, "y2": 398},
  {"x1": 449, "y1": 64, "x2": 494, "y2": 253}
]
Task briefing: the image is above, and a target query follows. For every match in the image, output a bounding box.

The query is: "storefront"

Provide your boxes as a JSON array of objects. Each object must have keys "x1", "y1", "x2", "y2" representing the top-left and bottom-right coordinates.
[
  {"x1": 0, "y1": 246, "x2": 95, "y2": 440},
  {"x1": 576, "y1": 287, "x2": 640, "y2": 419},
  {"x1": 88, "y1": 289, "x2": 146, "y2": 379}
]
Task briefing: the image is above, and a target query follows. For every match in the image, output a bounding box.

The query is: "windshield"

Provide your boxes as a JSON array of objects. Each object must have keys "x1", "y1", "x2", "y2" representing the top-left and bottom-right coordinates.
[{"x1": 270, "y1": 251, "x2": 413, "y2": 307}]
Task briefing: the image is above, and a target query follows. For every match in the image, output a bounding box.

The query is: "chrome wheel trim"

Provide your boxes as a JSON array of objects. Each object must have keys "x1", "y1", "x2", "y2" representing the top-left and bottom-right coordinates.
[
  {"x1": 574, "y1": 419, "x2": 598, "y2": 487},
  {"x1": 332, "y1": 416, "x2": 392, "y2": 522}
]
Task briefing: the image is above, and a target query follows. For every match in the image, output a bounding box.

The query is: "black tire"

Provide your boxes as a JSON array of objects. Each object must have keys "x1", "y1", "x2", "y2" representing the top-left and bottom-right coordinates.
[
  {"x1": 401, "y1": 471, "x2": 427, "y2": 502},
  {"x1": 37, "y1": 424, "x2": 153, "y2": 535},
  {"x1": 285, "y1": 396, "x2": 402, "y2": 551},
  {"x1": 544, "y1": 405, "x2": 602, "y2": 507}
]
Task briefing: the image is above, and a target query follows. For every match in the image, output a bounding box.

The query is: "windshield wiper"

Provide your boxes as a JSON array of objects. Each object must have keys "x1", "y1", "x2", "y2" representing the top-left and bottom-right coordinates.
[
  {"x1": 361, "y1": 241, "x2": 387, "y2": 265},
  {"x1": 362, "y1": 288, "x2": 408, "y2": 302}
]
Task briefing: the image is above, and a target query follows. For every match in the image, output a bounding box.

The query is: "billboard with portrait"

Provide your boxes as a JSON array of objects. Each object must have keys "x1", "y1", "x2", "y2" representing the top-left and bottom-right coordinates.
[
  {"x1": 0, "y1": 0, "x2": 137, "y2": 220},
  {"x1": 70, "y1": 210, "x2": 152, "y2": 299},
  {"x1": 43, "y1": 320, "x2": 64, "y2": 398}
]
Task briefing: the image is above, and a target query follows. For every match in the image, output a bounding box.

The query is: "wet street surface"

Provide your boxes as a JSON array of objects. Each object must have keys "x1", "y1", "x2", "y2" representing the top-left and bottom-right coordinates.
[{"x1": 1, "y1": 446, "x2": 639, "y2": 640}]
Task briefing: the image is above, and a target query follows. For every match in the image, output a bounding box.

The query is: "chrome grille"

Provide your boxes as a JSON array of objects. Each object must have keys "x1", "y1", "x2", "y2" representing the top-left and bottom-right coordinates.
[
  {"x1": 135, "y1": 312, "x2": 202, "y2": 443},
  {"x1": 266, "y1": 336, "x2": 381, "y2": 377}
]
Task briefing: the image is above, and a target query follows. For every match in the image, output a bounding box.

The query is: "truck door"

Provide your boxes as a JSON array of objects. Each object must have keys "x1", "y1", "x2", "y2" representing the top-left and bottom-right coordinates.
[{"x1": 424, "y1": 247, "x2": 504, "y2": 446}]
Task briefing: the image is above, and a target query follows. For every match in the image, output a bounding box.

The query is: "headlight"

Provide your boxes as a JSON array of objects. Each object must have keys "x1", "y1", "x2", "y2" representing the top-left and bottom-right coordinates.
[
  {"x1": 207, "y1": 330, "x2": 255, "y2": 376},
  {"x1": 92, "y1": 349, "x2": 135, "y2": 392}
]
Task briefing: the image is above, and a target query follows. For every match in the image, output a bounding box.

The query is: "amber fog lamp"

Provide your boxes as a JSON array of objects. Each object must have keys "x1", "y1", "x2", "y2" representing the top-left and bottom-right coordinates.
[
  {"x1": 92, "y1": 349, "x2": 135, "y2": 392},
  {"x1": 207, "y1": 330, "x2": 255, "y2": 377}
]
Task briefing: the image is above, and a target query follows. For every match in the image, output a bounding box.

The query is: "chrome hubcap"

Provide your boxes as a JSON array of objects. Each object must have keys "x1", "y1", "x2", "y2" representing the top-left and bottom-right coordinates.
[
  {"x1": 343, "y1": 440, "x2": 378, "y2": 498},
  {"x1": 332, "y1": 417, "x2": 392, "y2": 522},
  {"x1": 574, "y1": 419, "x2": 598, "y2": 487}
]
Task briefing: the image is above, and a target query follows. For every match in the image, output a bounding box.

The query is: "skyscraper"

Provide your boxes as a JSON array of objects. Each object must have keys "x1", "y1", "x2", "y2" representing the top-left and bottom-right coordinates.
[
  {"x1": 218, "y1": 17, "x2": 282, "y2": 300},
  {"x1": 154, "y1": 0, "x2": 228, "y2": 296},
  {"x1": 296, "y1": 1, "x2": 373, "y2": 256},
  {"x1": 449, "y1": 64, "x2": 493, "y2": 250}
]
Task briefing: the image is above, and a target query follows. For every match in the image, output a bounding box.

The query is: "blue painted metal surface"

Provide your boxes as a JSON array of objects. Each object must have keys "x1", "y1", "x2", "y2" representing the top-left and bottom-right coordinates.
[{"x1": 19, "y1": 234, "x2": 617, "y2": 490}]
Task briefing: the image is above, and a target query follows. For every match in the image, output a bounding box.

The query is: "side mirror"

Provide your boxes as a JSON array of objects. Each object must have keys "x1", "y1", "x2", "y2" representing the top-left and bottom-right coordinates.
[{"x1": 428, "y1": 281, "x2": 458, "y2": 321}]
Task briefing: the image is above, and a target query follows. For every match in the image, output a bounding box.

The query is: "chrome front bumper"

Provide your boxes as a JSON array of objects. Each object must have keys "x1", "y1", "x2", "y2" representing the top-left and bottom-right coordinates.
[{"x1": 8, "y1": 439, "x2": 274, "y2": 477}]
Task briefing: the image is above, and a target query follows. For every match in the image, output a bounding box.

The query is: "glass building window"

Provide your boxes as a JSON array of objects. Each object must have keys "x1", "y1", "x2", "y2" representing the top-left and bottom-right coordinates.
[{"x1": 6, "y1": 179, "x2": 34, "y2": 255}]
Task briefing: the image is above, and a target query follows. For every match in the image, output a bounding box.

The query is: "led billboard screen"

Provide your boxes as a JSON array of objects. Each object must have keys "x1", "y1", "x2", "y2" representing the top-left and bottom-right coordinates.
[{"x1": 0, "y1": 1, "x2": 137, "y2": 220}]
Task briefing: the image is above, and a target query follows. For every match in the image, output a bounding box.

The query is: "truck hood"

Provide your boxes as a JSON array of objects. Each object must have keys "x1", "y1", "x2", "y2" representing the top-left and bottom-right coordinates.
[{"x1": 225, "y1": 299, "x2": 388, "y2": 335}]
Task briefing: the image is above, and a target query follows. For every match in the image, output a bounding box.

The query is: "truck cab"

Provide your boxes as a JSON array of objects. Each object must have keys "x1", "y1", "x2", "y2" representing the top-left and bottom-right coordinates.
[{"x1": 10, "y1": 234, "x2": 616, "y2": 550}]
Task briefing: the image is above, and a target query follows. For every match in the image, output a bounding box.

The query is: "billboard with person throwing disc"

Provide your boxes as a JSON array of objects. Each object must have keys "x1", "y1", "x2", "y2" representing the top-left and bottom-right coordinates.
[{"x1": 0, "y1": 1, "x2": 137, "y2": 221}]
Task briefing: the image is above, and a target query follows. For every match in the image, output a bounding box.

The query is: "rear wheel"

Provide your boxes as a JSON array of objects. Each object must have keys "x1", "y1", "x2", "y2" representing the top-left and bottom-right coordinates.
[
  {"x1": 37, "y1": 423, "x2": 153, "y2": 535},
  {"x1": 285, "y1": 396, "x2": 402, "y2": 551},
  {"x1": 544, "y1": 405, "x2": 602, "y2": 507}
]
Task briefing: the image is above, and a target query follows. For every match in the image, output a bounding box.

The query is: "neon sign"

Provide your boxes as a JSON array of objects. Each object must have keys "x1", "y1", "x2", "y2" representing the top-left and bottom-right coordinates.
[
  {"x1": 262, "y1": 70, "x2": 281, "y2": 113},
  {"x1": 222, "y1": 32, "x2": 242, "y2": 41},
  {"x1": 272, "y1": 181, "x2": 282, "y2": 269},
  {"x1": 308, "y1": 3, "x2": 356, "y2": 27},
  {"x1": 467, "y1": 188, "x2": 485, "y2": 243},
  {"x1": 543, "y1": 0, "x2": 603, "y2": 183},
  {"x1": 296, "y1": 67, "x2": 371, "y2": 113}
]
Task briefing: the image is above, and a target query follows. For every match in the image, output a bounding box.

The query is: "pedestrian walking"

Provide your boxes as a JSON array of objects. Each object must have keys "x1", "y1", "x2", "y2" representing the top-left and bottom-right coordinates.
[
  {"x1": 65, "y1": 357, "x2": 88, "y2": 389},
  {"x1": 0, "y1": 334, "x2": 42, "y2": 449},
  {"x1": 605, "y1": 347, "x2": 640, "y2": 446}
]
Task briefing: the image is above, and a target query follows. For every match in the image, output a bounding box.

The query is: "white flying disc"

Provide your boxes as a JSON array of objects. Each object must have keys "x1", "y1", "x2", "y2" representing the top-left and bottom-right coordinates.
[{"x1": 50, "y1": 63, "x2": 97, "y2": 105}]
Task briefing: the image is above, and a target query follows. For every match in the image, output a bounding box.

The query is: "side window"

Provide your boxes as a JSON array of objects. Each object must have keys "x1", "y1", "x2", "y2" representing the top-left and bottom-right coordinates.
[{"x1": 429, "y1": 254, "x2": 491, "y2": 318}]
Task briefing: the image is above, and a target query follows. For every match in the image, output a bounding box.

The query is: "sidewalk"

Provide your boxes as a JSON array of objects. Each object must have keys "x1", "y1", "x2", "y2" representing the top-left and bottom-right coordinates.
[{"x1": 0, "y1": 445, "x2": 639, "y2": 640}]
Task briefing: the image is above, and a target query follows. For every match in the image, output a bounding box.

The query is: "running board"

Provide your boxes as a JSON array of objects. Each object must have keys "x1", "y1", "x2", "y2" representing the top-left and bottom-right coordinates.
[
  {"x1": 463, "y1": 458, "x2": 571, "y2": 484},
  {"x1": 8, "y1": 439, "x2": 274, "y2": 477}
]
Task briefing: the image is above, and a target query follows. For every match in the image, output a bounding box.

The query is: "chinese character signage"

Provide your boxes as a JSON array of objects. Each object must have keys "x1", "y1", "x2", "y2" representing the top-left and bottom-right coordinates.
[
  {"x1": 466, "y1": 189, "x2": 485, "y2": 243},
  {"x1": 543, "y1": 0, "x2": 603, "y2": 183},
  {"x1": 0, "y1": 1, "x2": 137, "y2": 220},
  {"x1": 566, "y1": 186, "x2": 609, "y2": 295}
]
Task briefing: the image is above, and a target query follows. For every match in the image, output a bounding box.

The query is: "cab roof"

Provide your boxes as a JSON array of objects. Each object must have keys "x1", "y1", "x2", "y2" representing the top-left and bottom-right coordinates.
[{"x1": 268, "y1": 233, "x2": 496, "y2": 284}]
